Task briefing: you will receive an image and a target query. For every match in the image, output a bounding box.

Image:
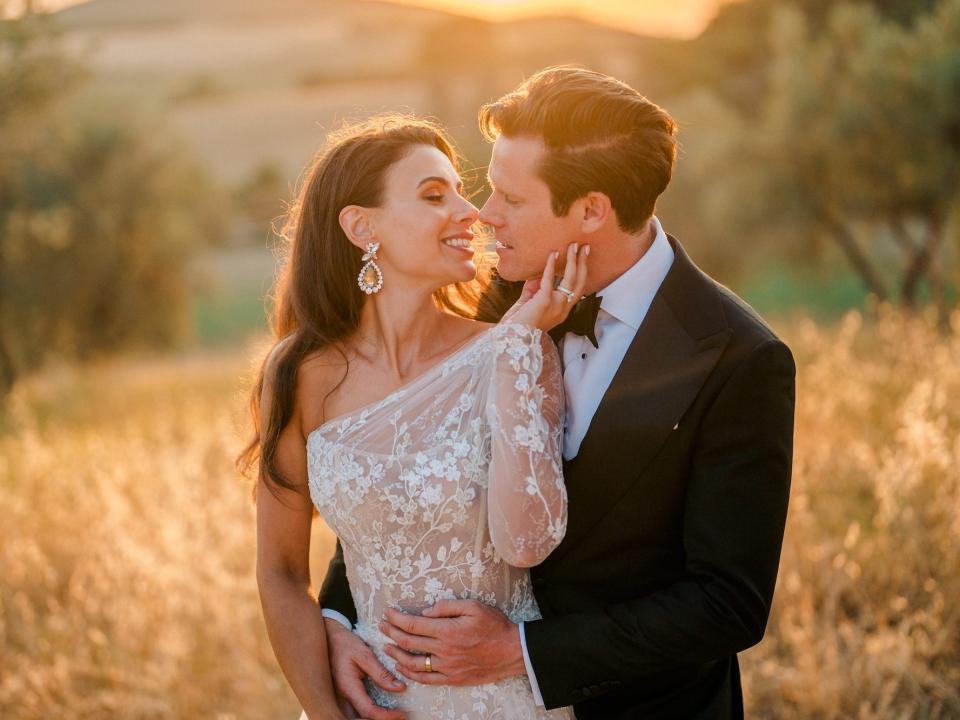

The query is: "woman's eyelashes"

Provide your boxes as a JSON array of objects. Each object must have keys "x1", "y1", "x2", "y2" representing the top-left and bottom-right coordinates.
[{"x1": 423, "y1": 187, "x2": 464, "y2": 204}]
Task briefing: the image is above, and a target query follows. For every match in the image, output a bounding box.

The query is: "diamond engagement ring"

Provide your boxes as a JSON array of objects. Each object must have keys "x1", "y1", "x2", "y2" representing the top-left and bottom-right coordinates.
[{"x1": 555, "y1": 285, "x2": 575, "y2": 303}]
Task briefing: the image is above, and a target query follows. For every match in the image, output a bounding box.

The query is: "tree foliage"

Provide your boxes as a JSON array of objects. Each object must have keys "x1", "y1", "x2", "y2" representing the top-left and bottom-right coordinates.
[
  {"x1": 0, "y1": 9, "x2": 227, "y2": 395},
  {"x1": 670, "y1": 0, "x2": 946, "y2": 111},
  {"x1": 691, "y1": 0, "x2": 960, "y2": 317}
]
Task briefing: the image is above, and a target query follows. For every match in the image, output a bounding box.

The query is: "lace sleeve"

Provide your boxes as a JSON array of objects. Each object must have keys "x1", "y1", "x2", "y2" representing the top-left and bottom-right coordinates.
[{"x1": 485, "y1": 323, "x2": 567, "y2": 568}]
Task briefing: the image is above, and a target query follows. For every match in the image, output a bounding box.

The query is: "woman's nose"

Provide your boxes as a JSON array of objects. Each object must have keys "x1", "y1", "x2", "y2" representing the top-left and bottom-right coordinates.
[{"x1": 456, "y1": 198, "x2": 480, "y2": 225}]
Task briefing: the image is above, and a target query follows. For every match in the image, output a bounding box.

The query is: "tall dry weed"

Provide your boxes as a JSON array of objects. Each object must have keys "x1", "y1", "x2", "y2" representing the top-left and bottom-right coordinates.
[
  {"x1": 0, "y1": 310, "x2": 957, "y2": 718},
  {"x1": 742, "y1": 307, "x2": 960, "y2": 719},
  {"x1": 0, "y1": 352, "x2": 335, "y2": 719}
]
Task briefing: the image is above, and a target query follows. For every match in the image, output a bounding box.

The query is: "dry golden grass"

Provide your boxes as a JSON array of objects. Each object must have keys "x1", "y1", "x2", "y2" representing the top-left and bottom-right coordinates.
[
  {"x1": 0, "y1": 348, "x2": 335, "y2": 719},
  {"x1": 1, "y1": 310, "x2": 957, "y2": 718},
  {"x1": 742, "y1": 308, "x2": 960, "y2": 719}
]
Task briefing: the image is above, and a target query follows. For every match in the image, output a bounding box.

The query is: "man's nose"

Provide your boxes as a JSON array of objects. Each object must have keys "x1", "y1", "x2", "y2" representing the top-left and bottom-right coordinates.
[{"x1": 478, "y1": 198, "x2": 500, "y2": 227}]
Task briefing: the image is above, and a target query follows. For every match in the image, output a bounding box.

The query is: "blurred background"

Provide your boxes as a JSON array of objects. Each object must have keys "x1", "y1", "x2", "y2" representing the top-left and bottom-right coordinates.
[{"x1": 1, "y1": 0, "x2": 957, "y2": 718}]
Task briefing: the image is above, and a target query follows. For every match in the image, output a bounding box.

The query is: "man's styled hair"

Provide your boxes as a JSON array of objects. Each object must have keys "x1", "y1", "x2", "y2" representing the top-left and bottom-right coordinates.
[{"x1": 479, "y1": 66, "x2": 678, "y2": 233}]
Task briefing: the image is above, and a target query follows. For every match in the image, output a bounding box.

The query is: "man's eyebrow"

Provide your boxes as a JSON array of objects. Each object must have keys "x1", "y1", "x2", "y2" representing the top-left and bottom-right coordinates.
[{"x1": 417, "y1": 176, "x2": 463, "y2": 191}]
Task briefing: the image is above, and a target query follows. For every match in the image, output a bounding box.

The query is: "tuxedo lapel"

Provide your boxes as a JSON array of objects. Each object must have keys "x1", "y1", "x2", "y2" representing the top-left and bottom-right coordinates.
[{"x1": 554, "y1": 238, "x2": 732, "y2": 554}]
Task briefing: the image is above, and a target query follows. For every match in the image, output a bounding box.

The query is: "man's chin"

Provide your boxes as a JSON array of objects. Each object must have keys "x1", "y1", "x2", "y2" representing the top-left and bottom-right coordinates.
[{"x1": 494, "y1": 260, "x2": 536, "y2": 283}]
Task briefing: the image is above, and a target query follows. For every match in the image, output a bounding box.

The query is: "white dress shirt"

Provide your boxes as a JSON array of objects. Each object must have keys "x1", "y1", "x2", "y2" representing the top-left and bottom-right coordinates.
[
  {"x1": 560, "y1": 216, "x2": 675, "y2": 460},
  {"x1": 520, "y1": 216, "x2": 675, "y2": 705},
  {"x1": 325, "y1": 218, "x2": 675, "y2": 708}
]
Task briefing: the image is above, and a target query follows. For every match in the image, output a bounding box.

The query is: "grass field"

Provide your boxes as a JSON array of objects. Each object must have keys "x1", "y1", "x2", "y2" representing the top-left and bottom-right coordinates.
[{"x1": 1, "y1": 309, "x2": 958, "y2": 718}]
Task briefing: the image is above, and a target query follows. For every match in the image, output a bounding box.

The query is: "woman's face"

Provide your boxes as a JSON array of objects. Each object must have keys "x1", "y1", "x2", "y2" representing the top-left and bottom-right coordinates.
[{"x1": 368, "y1": 144, "x2": 480, "y2": 289}]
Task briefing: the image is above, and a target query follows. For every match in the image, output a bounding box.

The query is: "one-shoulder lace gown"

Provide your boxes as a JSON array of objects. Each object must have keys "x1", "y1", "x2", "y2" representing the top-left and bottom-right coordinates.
[{"x1": 305, "y1": 324, "x2": 574, "y2": 719}]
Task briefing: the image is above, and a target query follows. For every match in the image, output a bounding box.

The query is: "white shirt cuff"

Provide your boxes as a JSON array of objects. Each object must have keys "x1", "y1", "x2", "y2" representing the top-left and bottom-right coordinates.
[
  {"x1": 321, "y1": 608, "x2": 353, "y2": 631},
  {"x1": 519, "y1": 621, "x2": 545, "y2": 707}
]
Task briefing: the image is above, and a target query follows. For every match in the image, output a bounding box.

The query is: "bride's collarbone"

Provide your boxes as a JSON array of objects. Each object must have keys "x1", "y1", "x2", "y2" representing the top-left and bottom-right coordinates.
[
  {"x1": 348, "y1": 320, "x2": 492, "y2": 380},
  {"x1": 299, "y1": 321, "x2": 492, "y2": 431}
]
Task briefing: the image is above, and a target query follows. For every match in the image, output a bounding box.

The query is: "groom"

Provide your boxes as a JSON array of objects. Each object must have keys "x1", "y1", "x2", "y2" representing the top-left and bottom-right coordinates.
[{"x1": 318, "y1": 67, "x2": 795, "y2": 719}]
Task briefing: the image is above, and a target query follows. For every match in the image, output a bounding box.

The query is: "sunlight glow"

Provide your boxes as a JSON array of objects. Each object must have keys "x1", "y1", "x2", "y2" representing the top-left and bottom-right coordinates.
[
  {"x1": 20, "y1": 0, "x2": 734, "y2": 39},
  {"x1": 381, "y1": 0, "x2": 732, "y2": 38}
]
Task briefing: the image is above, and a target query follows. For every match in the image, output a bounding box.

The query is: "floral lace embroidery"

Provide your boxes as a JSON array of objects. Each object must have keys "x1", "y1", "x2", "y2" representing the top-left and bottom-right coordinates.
[{"x1": 307, "y1": 324, "x2": 572, "y2": 718}]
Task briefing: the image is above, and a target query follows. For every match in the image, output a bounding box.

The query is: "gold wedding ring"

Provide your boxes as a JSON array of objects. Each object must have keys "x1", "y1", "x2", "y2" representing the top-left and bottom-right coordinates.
[{"x1": 424, "y1": 654, "x2": 434, "y2": 673}]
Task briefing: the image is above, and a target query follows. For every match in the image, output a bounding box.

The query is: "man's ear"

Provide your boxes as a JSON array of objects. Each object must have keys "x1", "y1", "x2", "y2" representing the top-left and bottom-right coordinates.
[
  {"x1": 339, "y1": 206, "x2": 376, "y2": 250},
  {"x1": 578, "y1": 192, "x2": 612, "y2": 234}
]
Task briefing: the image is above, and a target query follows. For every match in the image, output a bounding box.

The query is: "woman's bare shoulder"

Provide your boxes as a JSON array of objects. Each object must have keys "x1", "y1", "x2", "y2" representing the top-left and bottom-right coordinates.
[
  {"x1": 296, "y1": 343, "x2": 352, "y2": 431},
  {"x1": 297, "y1": 344, "x2": 349, "y2": 394},
  {"x1": 259, "y1": 336, "x2": 349, "y2": 430}
]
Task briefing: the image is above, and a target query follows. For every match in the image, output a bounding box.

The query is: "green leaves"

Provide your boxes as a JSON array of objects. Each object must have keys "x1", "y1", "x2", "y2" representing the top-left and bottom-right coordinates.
[{"x1": 0, "y1": 11, "x2": 227, "y2": 395}]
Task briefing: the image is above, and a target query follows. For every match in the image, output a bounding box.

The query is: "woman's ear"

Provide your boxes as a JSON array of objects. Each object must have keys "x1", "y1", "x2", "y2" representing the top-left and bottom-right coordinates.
[
  {"x1": 579, "y1": 192, "x2": 611, "y2": 234},
  {"x1": 339, "y1": 206, "x2": 376, "y2": 249}
]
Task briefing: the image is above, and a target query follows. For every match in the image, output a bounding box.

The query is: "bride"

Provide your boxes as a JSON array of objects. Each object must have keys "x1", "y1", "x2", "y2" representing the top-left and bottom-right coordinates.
[{"x1": 240, "y1": 115, "x2": 586, "y2": 719}]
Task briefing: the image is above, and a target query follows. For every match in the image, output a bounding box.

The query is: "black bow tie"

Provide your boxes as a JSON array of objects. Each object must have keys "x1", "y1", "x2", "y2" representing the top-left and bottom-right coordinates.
[{"x1": 549, "y1": 293, "x2": 603, "y2": 348}]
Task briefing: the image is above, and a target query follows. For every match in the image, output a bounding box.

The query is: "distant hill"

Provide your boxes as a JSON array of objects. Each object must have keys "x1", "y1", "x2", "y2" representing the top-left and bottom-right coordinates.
[
  {"x1": 54, "y1": 0, "x2": 676, "y2": 186},
  {"x1": 56, "y1": 0, "x2": 442, "y2": 28}
]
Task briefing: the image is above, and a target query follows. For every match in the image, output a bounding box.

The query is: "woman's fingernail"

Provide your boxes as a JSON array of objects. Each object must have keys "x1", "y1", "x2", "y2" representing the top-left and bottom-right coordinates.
[
  {"x1": 572, "y1": 243, "x2": 578, "y2": 253},
  {"x1": 584, "y1": 245, "x2": 591, "y2": 256}
]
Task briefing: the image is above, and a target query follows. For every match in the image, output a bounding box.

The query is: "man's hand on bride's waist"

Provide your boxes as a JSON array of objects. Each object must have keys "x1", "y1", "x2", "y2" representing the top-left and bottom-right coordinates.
[{"x1": 379, "y1": 600, "x2": 525, "y2": 686}]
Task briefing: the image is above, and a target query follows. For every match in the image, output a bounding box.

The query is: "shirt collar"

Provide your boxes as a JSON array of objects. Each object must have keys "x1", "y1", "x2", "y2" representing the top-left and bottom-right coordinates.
[{"x1": 597, "y1": 216, "x2": 675, "y2": 330}]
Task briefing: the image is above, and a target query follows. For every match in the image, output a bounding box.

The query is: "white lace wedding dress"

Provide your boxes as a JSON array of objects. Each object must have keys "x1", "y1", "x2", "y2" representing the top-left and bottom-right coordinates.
[{"x1": 305, "y1": 323, "x2": 574, "y2": 719}]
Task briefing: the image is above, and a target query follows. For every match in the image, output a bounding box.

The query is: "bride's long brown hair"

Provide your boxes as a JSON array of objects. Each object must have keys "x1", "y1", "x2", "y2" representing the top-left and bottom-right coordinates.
[{"x1": 237, "y1": 115, "x2": 516, "y2": 495}]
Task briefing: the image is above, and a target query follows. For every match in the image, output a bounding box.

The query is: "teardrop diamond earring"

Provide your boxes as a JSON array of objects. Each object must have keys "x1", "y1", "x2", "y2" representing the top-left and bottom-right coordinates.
[{"x1": 357, "y1": 241, "x2": 383, "y2": 294}]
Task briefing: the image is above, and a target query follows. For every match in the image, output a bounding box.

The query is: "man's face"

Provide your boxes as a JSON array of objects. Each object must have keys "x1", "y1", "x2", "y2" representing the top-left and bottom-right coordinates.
[{"x1": 480, "y1": 135, "x2": 580, "y2": 282}]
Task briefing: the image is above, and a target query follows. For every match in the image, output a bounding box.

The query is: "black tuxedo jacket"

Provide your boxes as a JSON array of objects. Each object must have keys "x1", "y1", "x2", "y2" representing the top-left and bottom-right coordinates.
[{"x1": 319, "y1": 237, "x2": 796, "y2": 719}]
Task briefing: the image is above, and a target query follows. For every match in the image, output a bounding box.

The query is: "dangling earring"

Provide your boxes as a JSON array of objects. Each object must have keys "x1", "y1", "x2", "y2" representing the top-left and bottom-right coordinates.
[{"x1": 357, "y1": 241, "x2": 383, "y2": 294}]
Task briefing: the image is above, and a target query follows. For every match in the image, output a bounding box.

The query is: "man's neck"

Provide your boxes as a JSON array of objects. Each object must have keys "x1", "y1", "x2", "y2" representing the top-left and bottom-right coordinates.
[{"x1": 582, "y1": 219, "x2": 656, "y2": 296}]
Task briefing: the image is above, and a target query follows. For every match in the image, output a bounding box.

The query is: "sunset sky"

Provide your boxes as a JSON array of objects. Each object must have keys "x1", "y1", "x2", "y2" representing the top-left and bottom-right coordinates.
[
  {"x1": 381, "y1": 0, "x2": 733, "y2": 37},
  {"x1": 28, "y1": 0, "x2": 734, "y2": 38}
]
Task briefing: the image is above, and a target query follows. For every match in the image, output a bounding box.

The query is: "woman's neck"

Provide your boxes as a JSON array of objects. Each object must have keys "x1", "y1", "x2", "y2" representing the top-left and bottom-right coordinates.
[{"x1": 354, "y1": 286, "x2": 453, "y2": 380}]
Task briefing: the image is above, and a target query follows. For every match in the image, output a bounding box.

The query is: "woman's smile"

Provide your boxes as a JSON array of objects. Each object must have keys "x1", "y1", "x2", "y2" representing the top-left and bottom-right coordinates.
[{"x1": 442, "y1": 232, "x2": 476, "y2": 254}]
